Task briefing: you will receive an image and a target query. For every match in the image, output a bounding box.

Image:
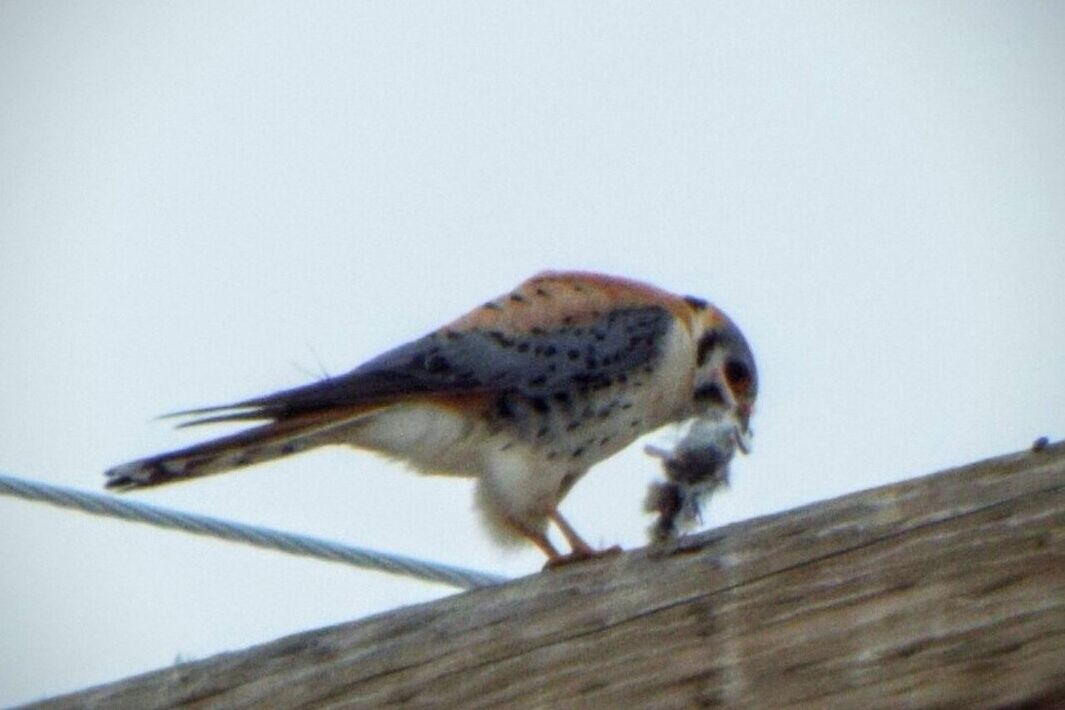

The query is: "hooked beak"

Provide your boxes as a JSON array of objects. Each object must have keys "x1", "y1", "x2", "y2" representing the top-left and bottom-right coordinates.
[
  {"x1": 711, "y1": 365, "x2": 753, "y2": 454},
  {"x1": 732, "y1": 404, "x2": 752, "y2": 454}
]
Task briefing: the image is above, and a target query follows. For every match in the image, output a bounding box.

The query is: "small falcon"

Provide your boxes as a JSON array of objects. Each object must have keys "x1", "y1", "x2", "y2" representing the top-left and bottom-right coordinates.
[{"x1": 106, "y1": 271, "x2": 758, "y2": 566}]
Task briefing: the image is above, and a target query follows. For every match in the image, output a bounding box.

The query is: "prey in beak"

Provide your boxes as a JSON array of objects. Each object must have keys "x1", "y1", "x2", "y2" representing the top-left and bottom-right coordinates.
[{"x1": 643, "y1": 415, "x2": 744, "y2": 543}]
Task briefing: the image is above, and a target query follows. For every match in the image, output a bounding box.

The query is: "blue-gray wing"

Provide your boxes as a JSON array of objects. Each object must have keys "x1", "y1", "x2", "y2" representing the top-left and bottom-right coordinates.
[{"x1": 177, "y1": 305, "x2": 672, "y2": 425}]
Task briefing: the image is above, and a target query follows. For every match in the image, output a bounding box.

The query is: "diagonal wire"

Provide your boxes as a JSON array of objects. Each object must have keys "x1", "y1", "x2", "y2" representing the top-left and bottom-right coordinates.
[{"x1": 0, "y1": 471, "x2": 508, "y2": 590}]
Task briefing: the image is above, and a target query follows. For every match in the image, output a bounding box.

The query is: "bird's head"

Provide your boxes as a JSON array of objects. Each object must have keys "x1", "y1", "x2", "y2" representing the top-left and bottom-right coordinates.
[{"x1": 687, "y1": 303, "x2": 758, "y2": 453}]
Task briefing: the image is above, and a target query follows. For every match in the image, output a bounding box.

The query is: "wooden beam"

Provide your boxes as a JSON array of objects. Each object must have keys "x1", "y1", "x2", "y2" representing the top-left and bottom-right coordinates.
[{"x1": 37, "y1": 441, "x2": 1065, "y2": 708}]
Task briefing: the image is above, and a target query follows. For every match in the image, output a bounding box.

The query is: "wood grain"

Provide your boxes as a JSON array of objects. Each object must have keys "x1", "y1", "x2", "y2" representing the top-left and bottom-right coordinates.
[{"x1": 36, "y1": 441, "x2": 1065, "y2": 709}]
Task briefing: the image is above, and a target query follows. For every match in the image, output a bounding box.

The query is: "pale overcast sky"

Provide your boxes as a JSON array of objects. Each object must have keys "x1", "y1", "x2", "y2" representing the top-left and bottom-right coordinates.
[{"x1": 2, "y1": 2, "x2": 1063, "y2": 704}]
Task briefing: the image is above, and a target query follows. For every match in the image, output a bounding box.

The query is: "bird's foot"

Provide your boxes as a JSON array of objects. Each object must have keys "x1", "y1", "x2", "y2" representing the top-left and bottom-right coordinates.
[{"x1": 543, "y1": 544, "x2": 622, "y2": 569}]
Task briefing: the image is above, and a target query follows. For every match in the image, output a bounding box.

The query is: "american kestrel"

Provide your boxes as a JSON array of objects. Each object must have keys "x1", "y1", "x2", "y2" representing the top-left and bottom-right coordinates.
[{"x1": 106, "y1": 271, "x2": 758, "y2": 566}]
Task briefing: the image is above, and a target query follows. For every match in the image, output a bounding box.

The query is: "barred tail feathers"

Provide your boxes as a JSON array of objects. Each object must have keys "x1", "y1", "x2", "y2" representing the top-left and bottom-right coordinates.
[{"x1": 105, "y1": 409, "x2": 373, "y2": 491}]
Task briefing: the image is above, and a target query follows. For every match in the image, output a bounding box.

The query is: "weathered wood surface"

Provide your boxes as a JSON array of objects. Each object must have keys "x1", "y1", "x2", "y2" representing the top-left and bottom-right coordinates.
[{"x1": 37, "y1": 442, "x2": 1065, "y2": 709}]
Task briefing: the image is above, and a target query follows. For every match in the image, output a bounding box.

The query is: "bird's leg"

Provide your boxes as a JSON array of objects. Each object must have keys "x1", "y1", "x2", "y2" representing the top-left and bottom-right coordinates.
[
  {"x1": 526, "y1": 530, "x2": 565, "y2": 563},
  {"x1": 545, "y1": 509, "x2": 622, "y2": 568},
  {"x1": 503, "y1": 516, "x2": 566, "y2": 563},
  {"x1": 548, "y1": 509, "x2": 596, "y2": 556}
]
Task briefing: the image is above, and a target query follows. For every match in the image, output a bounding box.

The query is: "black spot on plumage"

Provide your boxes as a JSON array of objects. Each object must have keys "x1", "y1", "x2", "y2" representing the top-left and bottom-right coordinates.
[
  {"x1": 572, "y1": 447, "x2": 585, "y2": 458},
  {"x1": 281, "y1": 443, "x2": 297, "y2": 455},
  {"x1": 566, "y1": 421, "x2": 581, "y2": 432},
  {"x1": 456, "y1": 370, "x2": 480, "y2": 386},
  {"x1": 426, "y1": 354, "x2": 451, "y2": 374},
  {"x1": 535, "y1": 287, "x2": 549, "y2": 297},
  {"x1": 537, "y1": 425, "x2": 550, "y2": 438},
  {"x1": 694, "y1": 383, "x2": 726, "y2": 405},
  {"x1": 517, "y1": 342, "x2": 530, "y2": 353},
  {"x1": 495, "y1": 396, "x2": 515, "y2": 420},
  {"x1": 187, "y1": 456, "x2": 210, "y2": 471},
  {"x1": 567, "y1": 349, "x2": 580, "y2": 360},
  {"x1": 697, "y1": 331, "x2": 720, "y2": 366},
  {"x1": 528, "y1": 374, "x2": 547, "y2": 387},
  {"x1": 542, "y1": 345, "x2": 557, "y2": 357},
  {"x1": 510, "y1": 293, "x2": 526, "y2": 303},
  {"x1": 530, "y1": 397, "x2": 550, "y2": 413},
  {"x1": 483, "y1": 301, "x2": 501, "y2": 310},
  {"x1": 553, "y1": 392, "x2": 571, "y2": 406},
  {"x1": 559, "y1": 472, "x2": 577, "y2": 494},
  {"x1": 684, "y1": 295, "x2": 708, "y2": 310},
  {"x1": 573, "y1": 372, "x2": 611, "y2": 389},
  {"x1": 531, "y1": 327, "x2": 546, "y2": 336}
]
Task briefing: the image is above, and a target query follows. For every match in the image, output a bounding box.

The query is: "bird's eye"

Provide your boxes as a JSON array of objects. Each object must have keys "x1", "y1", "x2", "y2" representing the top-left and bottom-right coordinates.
[{"x1": 724, "y1": 360, "x2": 752, "y2": 395}]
